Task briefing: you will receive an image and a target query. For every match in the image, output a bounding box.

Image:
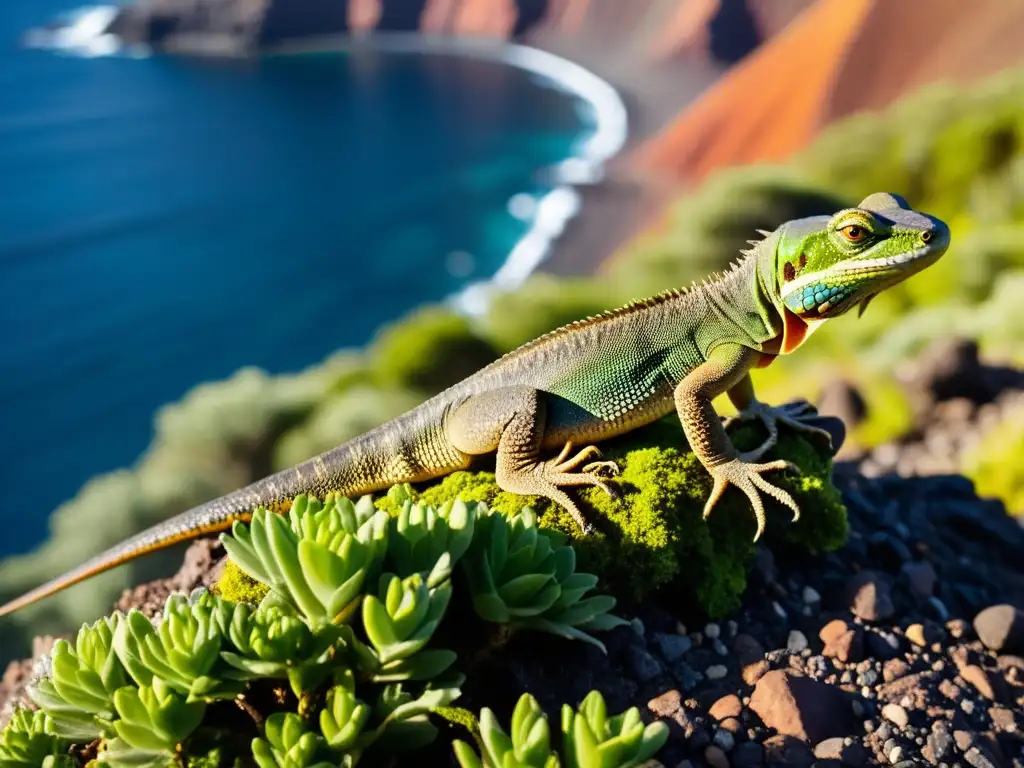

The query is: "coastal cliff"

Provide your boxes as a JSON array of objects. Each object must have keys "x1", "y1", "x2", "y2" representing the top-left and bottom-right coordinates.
[{"x1": 632, "y1": 0, "x2": 1024, "y2": 185}]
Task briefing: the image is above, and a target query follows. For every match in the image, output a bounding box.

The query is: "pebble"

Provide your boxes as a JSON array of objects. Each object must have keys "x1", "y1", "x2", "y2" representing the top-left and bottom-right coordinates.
[
  {"x1": 905, "y1": 623, "x2": 927, "y2": 647},
  {"x1": 705, "y1": 745, "x2": 730, "y2": 768},
  {"x1": 628, "y1": 647, "x2": 664, "y2": 682},
  {"x1": 709, "y1": 694, "x2": 742, "y2": 721},
  {"x1": 820, "y1": 619, "x2": 863, "y2": 663},
  {"x1": 713, "y1": 728, "x2": 735, "y2": 752},
  {"x1": 928, "y1": 597, "x2": 950, "y2": 622},
  {"x1": 654, "y1": 632, "x2": 692, "y2": 662},
  {"x1": 959, "y1": 664, "x2": 1004, "y2": 703},
  {"x1": 705, "y1": 622, "x2": 721, "y2": 640},
  {"x1": 973, "y1": 604, "x2": 1024, "y2": 653},
  {"x1": 749, "y1": 669, "x2": 857, "y2": 743},
  {"x1": 813, "y1": 737, "x2": 846, "y2": 760},
  {"x1": 964, "y1": 747, "x2": 998, "y2": 768},
  {"x1": 772, "y1": 601, "x2": 788, "y2": 621},
  {"x1": 882, "y1": 703, "x2": 909, "y2": 728},
  {"x1": 802, "y1": 586, "x2": 821, "y2": 605},
  {"x1": 713, "y1": 638, "x2": 729, "y2": 656},
  {"x1": 927, "y1": 730, "x2": 953, "y2": 762},
  {"x1": 787, "y1": 630, "x2": 808, "y2": 653},
  {"x1": 705, "y1": 665, "x2": 728, "y2": 680},
  {"x1": 847, "y1": 570, "x2": 895, "y2": 621},
  {"x1": 858, "y1": 668, "x2": 879, "y2": 687}
]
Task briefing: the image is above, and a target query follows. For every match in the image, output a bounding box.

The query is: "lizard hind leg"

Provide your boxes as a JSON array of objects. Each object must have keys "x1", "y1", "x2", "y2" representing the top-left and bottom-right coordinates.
[{"x1": 446, "y1": 387, "x2": 614, "y2": 533}]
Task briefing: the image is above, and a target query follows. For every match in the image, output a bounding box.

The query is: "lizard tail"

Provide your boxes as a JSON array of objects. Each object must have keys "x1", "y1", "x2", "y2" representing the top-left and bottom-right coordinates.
[
  {"x1": 0, "y1": 437, "x2": 387, "y2": 618},
  {"x1": 0, "y1": 412, "x2": 460, "y2": 617},
  {"x1": 0, "y1": 488, "x2": 265, "y2": 618}
]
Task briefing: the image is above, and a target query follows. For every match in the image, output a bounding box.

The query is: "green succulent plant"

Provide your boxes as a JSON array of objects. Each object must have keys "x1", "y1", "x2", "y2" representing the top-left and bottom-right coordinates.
[
  {"x1": 3, "y1": 489, "x2": 634, "y2": 766},
  {"x1": 252, "y1": 712, "x2": 334, "y2": 768},
  {"x1": 219, "y1": 601, "x2": 340, "y2": 697},
  {"x1": 27, "y1": 615, "x2": 126, "y2": 741},
  {"x1": 359, "y1": 571, "x2": 457, "y2": 683},
  {"x1": 560, "y1": 691, "x2": 668, "y2": 768},
  {"x1": 113, "y1": 594, "x2": 239, "y2": 702},
  {"x1": 361, "y1": 681, "x2": 464, "y2": 753},
  {"x1": 452, "y1": 691, "x2": 668, "y2": 768},
  {"x1": 463, "y1": 508, "x2": 627, "y2": 650},
  {"x1": 452, "y1": 692, "x2": 557, "y2": 768},
  {"x1": 387, "y1": 490, "x2": 476, "y2": 583},
  {"x1": 318, "y1": 682, "x2": 371, "y2": 752},
  {"x1": 0, "y1": 708, "x2": 72, "y2": 768},
  {"x1": 220, "y1": 495, "x2": 388, "y2": 624},
  {"x1": 106, "y1": 677, "x2": 206, "y2": 764}
]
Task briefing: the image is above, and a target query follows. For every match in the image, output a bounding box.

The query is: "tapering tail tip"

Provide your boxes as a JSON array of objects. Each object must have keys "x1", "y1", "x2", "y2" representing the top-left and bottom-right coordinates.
[{"x1": 0, "y1": 507, "x2": 249, "y2": 618}]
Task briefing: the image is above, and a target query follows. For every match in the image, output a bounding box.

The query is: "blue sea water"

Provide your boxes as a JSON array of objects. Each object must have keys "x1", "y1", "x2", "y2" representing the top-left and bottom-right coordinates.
[{"x1": 0, "y1": 2, "x2": 596, "y2": 556}]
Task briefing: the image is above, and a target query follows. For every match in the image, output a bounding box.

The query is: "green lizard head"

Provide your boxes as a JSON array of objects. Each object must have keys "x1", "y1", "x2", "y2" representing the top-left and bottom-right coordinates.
[{"x1": 771, "y1": 192, "x2": 950, "y2": 320}]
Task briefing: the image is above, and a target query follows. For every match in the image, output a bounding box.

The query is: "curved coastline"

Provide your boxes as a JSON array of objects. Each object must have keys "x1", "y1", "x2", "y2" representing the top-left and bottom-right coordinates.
[
  {"x1": 331, "y1": 35, "x2": 629, "y2": 317},
  {"x1": 26, "y1": 11, "x2": 630, "y2": 317}
]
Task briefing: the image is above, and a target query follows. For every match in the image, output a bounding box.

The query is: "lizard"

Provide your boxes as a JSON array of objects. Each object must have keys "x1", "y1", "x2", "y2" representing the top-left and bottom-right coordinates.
[{"x1": 0, "y1": 192, "x2": 950, "y2": 617}]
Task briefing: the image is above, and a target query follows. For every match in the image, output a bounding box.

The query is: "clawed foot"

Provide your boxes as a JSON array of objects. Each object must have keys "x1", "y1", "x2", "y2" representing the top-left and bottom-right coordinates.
[
  {"x1": 704, "y1": 458, "x2": 801, "y2": 541},
  {"x1": 547, "y1": 442, "x2": 620, "y2": 487},
  {"x1": 724, "y1": 399, "x2": 834, "y2": 460},
  {"x1": 518, "y1": 442, "x2": 624, "y2": 534}
]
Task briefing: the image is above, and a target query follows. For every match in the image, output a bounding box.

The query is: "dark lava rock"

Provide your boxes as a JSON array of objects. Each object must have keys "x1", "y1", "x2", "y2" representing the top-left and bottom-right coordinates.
[{"x1": 846, "y1": 571, "x2": 895, "y2": 622}]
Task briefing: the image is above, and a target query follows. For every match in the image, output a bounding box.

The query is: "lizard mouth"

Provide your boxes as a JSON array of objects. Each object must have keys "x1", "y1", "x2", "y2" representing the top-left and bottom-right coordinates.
[{"x1": 833, "y1": 242, "x2": 946, "y2": 276}]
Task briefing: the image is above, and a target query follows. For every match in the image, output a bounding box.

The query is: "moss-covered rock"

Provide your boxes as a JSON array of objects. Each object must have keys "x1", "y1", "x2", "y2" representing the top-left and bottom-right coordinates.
[{"x1": 375, "y1": 418, "x2": 847, "y2": 618}]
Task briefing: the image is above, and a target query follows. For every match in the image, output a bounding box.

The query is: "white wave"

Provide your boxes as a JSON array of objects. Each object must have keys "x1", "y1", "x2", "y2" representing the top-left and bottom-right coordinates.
[
  {"x1": 357, "y1": 35, "x2": 629, "y2": 317},
  {"x1": 23, "y1": 5, "x2": 130, "y2": 58}
]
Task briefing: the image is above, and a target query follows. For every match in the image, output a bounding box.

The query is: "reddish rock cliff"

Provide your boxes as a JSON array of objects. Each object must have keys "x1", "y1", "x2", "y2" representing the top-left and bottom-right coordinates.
[{"x1": 632, "y1": 0, "x2": 1024, "y2": 185}]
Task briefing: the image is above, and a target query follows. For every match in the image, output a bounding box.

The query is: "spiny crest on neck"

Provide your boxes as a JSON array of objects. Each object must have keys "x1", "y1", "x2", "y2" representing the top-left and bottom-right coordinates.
[
  {"x1": 491, "y1": 286, "x2": 692, "y2": 365},
  {"x1": 487, "y1": 227, "x2": 772, "y2": 367}
]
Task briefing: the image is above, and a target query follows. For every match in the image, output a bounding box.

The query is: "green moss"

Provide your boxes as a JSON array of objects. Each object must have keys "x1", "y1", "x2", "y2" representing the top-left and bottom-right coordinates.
[
  {"x1": 214, "y1": 559, "x2": 269, "y2": 605},
  {"x1": 381, "y1": 418, "x2": 846, "y2": 618},
  {"x1": 433, "y1": 706, "x2": 480, "y2": 743}
]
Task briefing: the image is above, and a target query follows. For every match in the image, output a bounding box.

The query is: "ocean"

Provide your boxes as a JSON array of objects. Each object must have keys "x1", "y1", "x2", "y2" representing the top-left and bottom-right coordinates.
[{"x1": 0, "y1": 1, "x2": 620, "y2": 556}]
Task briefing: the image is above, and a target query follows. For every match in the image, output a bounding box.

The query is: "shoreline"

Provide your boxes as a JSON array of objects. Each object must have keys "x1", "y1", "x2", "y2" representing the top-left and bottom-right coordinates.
[
  {"x1": 28, "y1": 13, "x2": 634, "y2": 312},
  {"x1": 29, "y1": 9, "x2": 719, "y2": 295}
]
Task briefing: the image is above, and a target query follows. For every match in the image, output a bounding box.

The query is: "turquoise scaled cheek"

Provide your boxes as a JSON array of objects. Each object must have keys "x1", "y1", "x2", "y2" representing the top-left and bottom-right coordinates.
[
  {"x1": 802, "y1": 284, "x2": 818, "y2": 311},
  {"x1": 784, "y1": 293, "x2": 805, "y2": 312}
]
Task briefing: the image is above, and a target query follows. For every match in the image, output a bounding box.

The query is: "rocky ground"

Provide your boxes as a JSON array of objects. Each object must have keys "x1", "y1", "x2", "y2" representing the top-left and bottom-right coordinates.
[{"x1": 3, "y1": 338, "x2": 1022, "y2": 767}]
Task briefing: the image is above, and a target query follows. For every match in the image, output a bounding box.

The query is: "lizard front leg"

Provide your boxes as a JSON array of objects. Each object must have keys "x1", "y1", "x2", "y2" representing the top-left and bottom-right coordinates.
[
  {"x1": 722, "y1": 374, "x2": 835, "y2": 461},
  {"x1": 446, "y1": 387, "x2": 617, "y2": 532},
  {"x1": 675, "y1": 344, "x2": 801, "y2": 541}
]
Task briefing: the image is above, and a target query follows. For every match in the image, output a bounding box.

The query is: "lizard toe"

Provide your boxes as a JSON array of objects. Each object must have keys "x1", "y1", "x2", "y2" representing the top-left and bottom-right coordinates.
[{"x1": 582, "y1": 459, "x2": 620, "y2": 477}]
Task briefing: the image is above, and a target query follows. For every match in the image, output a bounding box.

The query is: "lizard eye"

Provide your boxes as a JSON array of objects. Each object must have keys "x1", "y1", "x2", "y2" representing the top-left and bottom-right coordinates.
[{"x1": 840, "y1": 224, "x2": 865, "y2": 242}]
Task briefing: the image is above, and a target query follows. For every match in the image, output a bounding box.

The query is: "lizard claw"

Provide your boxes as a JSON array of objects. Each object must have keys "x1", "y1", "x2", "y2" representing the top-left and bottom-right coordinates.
[
  {"x1": 725, "y1": 399, "x2": 833, "y2": 460},
  {"x1": 582, "y1": 459, "x2": 620, "y2": 478},
  {"x1": 703, "y1": 458, "x2": 801, "y2": 541}
]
